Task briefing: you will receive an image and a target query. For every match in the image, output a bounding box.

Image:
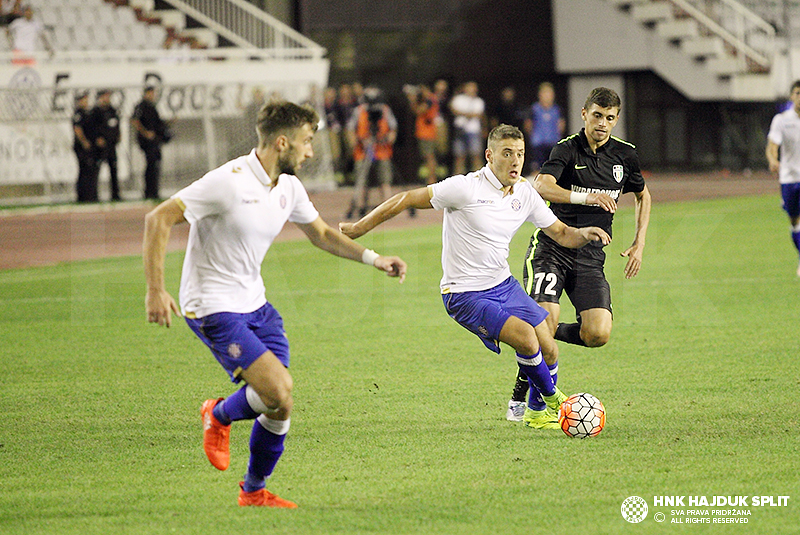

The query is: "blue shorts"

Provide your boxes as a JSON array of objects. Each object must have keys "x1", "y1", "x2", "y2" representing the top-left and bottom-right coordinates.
[
  {"x1": 781, "y1": 183, "x2": 800, "y2": 219},
  {"x1": 442, "y1": 276, "x2": 549, "y2": 354},
  {"x1": 185, "y1": 303, "x2": 290, "y2": 383}
]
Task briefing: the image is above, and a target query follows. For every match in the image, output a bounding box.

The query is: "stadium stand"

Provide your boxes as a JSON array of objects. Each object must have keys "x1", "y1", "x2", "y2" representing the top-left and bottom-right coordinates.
[
  {"x1": 26, "y1": 0, "x2": 196, "y2": 52},
  {"x1": 0, "y1": 0, "x2": 333, "y2": 205}
]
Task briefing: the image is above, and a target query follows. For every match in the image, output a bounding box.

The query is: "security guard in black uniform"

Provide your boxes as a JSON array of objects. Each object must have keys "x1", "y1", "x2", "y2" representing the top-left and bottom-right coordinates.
[
  {"x1": 507, "y1": 87, "x2": 652, "y2": 420},
  {"x1": 92, "y1": 89, "x2": 121, "y2": 201},
  {"x1": 132, "y1": 85, "x2": 170, "y2": 200},
  {"x1": 73, "y1": 90, "x2": 99, "y2": 203}
]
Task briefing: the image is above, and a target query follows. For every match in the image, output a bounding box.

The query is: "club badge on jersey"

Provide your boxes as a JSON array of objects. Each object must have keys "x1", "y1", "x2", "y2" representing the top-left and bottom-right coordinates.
[{"x1": 613, "y1": 165, "x2": 623, "y2": 183}]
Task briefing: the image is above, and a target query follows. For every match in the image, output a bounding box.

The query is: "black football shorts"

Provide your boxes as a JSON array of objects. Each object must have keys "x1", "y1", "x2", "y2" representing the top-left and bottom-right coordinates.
[{"x1": 522, "y1": 232, "x2": 612, "y2": 314}]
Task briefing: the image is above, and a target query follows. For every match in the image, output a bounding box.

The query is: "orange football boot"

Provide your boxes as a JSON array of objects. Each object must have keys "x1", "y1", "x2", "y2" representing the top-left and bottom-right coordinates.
[
  {"x1": 238, "y1": 482, "x2": 298, "y2": 508},
  {"x1": 200, "y1": 398, "x2": 230, "y2": 471}
]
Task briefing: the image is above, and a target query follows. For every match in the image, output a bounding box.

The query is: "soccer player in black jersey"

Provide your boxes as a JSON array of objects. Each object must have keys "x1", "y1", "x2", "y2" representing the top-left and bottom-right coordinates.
[{"x1": 506, "y1": 87, "x2": 652, "y2": 422}]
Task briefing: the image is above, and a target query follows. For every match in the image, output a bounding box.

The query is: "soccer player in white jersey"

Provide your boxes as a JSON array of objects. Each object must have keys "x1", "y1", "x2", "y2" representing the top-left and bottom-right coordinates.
[
  {"x1": 766, "y1": 80, "x2": 800, "y2": 277},
  {"x1": 340, "y1": 124, "x2": 610, "y2": 429},
  {"x1": 143, "y1": 100, "x2": 407, "y2": 508}
]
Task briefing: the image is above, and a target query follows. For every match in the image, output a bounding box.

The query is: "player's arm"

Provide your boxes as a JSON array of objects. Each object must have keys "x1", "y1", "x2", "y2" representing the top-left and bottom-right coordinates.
[
  {"x1": 339, "y1": 186, "x2": 433, "y2": 240},
  {"x1": 533, "y1": 173, "x2": 617, "y2": 213},
  {"x1": 143, "y1": 198, "x2": 185, "y2": 327},
  {"x1": 620, "y1": 185, "x2": 651, "y2": 279},
  {"x1": 297, "y1": 217, "x2": 407, "y2": 283},
  {"x1": 541, "y1": 219, "x2": 610, "y2": 249},
  {"x1": 766, "y1": 139, "x2": 780, "y2": 175}
]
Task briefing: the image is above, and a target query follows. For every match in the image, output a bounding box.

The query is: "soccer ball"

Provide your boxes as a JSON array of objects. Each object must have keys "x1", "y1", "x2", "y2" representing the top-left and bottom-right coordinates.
[{"x1": 558, "y1": 393, "x2": 606, "y2": 438}]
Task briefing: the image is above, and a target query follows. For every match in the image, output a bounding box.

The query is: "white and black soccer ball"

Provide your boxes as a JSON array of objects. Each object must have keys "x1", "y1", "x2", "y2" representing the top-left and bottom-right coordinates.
[{"x1": 558, "y1": 392, "x2": 606, "y2": 438}]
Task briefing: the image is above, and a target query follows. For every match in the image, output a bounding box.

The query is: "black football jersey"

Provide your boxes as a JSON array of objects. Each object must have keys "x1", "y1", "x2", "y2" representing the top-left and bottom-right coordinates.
[{"x1": 539, "y1": 128, "x2": 645, "y2": 238}]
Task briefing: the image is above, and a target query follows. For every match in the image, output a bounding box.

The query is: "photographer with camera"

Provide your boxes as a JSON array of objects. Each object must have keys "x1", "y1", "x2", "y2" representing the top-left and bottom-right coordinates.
[
  {"x1": 344, "y1": 87, "x2": 397, "y2": 220},
  {"x1": 406, "y1": 84, "x2": 441, "y2": 186}
]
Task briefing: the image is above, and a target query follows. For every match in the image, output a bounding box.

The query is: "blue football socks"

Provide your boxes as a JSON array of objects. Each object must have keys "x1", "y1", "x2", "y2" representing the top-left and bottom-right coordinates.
[
  {"x1": 243, "y1": 417, "x2": 288, "y2": 493},
  {"x1": 523, "y1": 360, "x2": 560, "y2": 411},
  {"x1": 548, "y1": 360, "x2": 559, "y2": 386},
  {"x1": 516, "y1": 349, "x2": 556, "y2": 409},
  {"x1": 213, "y1": 386, "x2": 259, "y2": 425}
]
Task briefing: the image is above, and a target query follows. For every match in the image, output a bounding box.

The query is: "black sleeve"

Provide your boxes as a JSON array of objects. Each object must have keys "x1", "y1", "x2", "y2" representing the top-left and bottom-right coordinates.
[
  {"x1": 622, "y1": 149, "x2": 645, "y2": 194},
  {"x1": 539, "y1": 140, "x2": 572, "y2": 180},
  {"x1": 132, "y1": 102, "x2": 143, "y2": 122}
]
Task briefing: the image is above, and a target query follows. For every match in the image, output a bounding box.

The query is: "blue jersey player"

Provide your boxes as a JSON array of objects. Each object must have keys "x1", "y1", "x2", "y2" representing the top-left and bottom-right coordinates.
[
  {"x1": 340, "y1": 124, "x2": 610, "y2": 429},
  {"x1": 143, "y1": 100, "x2": 407, "y2": 508}
]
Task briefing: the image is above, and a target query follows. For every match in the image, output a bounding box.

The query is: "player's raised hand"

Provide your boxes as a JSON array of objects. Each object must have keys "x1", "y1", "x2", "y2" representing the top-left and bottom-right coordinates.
[
  {"x1": 146, "y1": 289, "x2": 180, "y2": 327},
  {"x1": 587, "y1": 192, "x2": 617, "y2": 213},
  {"x1": 374, "y1": 255, "x2": 407, "y2": 283},
  {"x1": 620, "y1": 242, "x2": 644, "y2": 279}
]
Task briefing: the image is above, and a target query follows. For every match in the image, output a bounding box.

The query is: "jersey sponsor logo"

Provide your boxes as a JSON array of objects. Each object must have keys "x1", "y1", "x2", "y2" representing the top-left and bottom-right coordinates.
[
  {"x1": 574, "y1": 164, "x2": 587, "y2": 170},
  {"x1": 511, "y1": 199, "x2": 521, "y2": 211},
  {"x1": 476, "y1": 199, "x2": 495, "y2": 204},
  {"x1": 572, "y1": 185, "x2": 621, "y2": 200},
  {"x1": 241, "y1": 199, "x2": 259, "y2": 204},
  {"x1": 613, "y1": 165, "x2": 624, "y2": 182}
]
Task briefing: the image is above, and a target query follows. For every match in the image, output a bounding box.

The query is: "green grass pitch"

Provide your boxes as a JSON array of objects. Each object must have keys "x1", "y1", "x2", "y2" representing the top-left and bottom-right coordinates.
[{"x1": 0, "y1": 194, "x2": 798, "y2": 534}]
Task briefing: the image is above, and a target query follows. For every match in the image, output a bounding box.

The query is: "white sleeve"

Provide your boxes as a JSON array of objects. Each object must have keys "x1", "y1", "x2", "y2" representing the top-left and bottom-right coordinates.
[
  {"x1": 173, "y1": 171, "x2": 234, "y2": 224},
  {"x1": 429, "y1": 174, "x2": 472, "y2": 210},
  {"x1": 287, "y1": 175, "x2": 320, "y2": 224},
  {"x1": 526, "y1": 187, "x2": 558, "y2": 229},
  {"x1": 767, "y1": 114, "x2": 783, "y2": 145}
]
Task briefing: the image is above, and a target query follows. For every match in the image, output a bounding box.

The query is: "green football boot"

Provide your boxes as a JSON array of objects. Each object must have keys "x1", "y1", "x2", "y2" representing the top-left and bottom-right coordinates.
[
  {"x1": 522, "y1": 407, "x2": 560, "y2": 429},
  {"x1": 542, "y1": 387, "x2": 568, "y2": 415}
]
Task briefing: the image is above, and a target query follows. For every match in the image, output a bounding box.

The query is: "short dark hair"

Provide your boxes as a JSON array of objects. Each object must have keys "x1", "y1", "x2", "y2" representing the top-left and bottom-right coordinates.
[
  {"x1": 487, "y1": 124, "x2": 524, "y2": 147},
  {"x1": 584, "y1": 87, "x2": 621, "y2": 111},
  {"x1": 256, "y1": 100, "x2": 319, "y2": 147},
  {"x1": 791, "y1": 80, "x2": 800, "y2": 93}
]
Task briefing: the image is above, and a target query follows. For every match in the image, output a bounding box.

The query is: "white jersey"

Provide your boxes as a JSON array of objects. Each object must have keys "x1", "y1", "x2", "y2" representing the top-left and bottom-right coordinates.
[
  {"x1": 174, "y1": 150, "x2": 319, "y2": 318},
  {"x1": 450, "y1": 93, "x2": 485, "y2": 134},
  {"x1": 768, "y1": 108, "x2": 800, "y2": 184},
  {"x1": 429, "y1": 166, "x2": 558, "y2": 293}
]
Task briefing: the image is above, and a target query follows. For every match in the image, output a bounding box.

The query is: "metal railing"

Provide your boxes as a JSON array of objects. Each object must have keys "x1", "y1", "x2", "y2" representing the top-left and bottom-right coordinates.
[
  {"x1": 668, "y1": 0, "x2": 776, "y2": 71},
  {"x1": 160, "y1": 0, "x2": 326, "y2": 58},
  {"x1": 0, "y1": 46, "x2": 322, "y2": 65}
]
